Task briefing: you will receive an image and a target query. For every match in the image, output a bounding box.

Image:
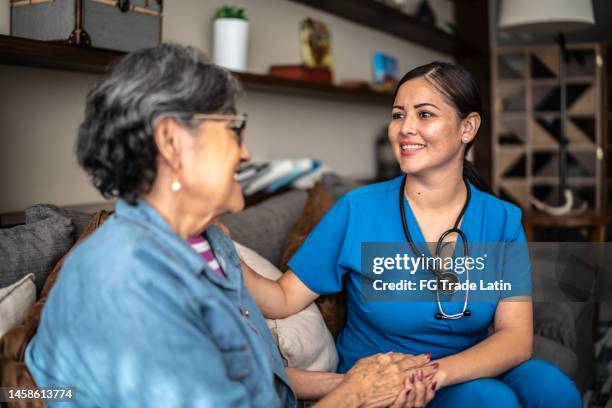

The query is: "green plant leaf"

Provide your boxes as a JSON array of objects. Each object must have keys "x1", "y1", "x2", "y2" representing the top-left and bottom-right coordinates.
[{"x1": 214, "y1": 4, "x2": 248, "y2": 20}]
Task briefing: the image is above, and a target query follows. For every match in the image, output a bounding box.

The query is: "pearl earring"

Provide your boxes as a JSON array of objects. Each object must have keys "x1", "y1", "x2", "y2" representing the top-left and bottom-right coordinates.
[
  {"x1": 171, "y1": 179, "x2": 181, "y2": 192},
  {"x1": 462, "y1": 138, "x2": 469, "y2": 143}
]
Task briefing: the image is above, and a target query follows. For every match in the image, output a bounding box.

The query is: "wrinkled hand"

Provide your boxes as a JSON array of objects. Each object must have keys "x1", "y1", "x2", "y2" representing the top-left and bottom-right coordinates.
[{"x1": 344, "y1": 352, "x2": 436, "y2": 408}]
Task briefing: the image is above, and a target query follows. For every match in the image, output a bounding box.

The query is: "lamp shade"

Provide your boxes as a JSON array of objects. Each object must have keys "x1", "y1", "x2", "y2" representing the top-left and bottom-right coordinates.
[{"x1": 499, "y1": 0, "x2": 595, "y2": 34}]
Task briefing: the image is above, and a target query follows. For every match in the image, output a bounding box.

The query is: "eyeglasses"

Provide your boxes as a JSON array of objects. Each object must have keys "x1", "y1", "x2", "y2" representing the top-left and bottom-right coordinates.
[{"x1": 191, "y1": 113, "x2": 248, "y2": 146}]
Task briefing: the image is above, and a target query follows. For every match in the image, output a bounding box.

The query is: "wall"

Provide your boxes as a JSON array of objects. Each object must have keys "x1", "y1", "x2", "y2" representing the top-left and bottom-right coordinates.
[
  {"x1": 0, "y1": 0, "x2": 453, "y2": 213},
  {"x1": 0, "y1": 0, "x2": 9, "y2": 35}
]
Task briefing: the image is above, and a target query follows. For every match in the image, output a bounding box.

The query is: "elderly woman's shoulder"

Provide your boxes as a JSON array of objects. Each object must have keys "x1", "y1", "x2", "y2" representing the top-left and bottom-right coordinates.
[{"x1": 61, "y1": 215, "x2": 169, "y2": 283}]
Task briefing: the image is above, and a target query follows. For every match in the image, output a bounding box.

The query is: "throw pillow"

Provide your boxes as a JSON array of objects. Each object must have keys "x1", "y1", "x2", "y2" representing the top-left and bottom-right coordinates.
[
  {"x1": 0, "y1": 274, "x2": 35, "y2": 338},
  {"x1": 279, "y1": 183, "x2": 347, "y2": 339},
  {"x1": 25, "y1": 204, "x2": 94, "y2": 242},
  {"x1": 319, "y1": 172, "x2": 362, "y2": 199},
  {"x1": 234, "y1": 242, "x2": 338, "y2": 372},
  {"x1": 0, "y1": 210, "x2": 110, "y2": 366},
  {"x1": 0, "y1": 214, "x2": 74, "y2": 293},
  {"x1": 279, "y1": 183, "x2": 336, "y2": 271}
]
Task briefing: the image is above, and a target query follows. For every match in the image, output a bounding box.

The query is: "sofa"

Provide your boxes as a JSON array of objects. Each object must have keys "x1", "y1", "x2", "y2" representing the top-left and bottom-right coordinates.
[{"x1": 0, "y1": 173, "x2": 595, "y2": 404}]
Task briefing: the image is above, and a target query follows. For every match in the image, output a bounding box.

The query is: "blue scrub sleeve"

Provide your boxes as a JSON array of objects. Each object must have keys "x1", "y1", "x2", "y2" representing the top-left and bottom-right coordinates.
[
  {"x1": 288, "y1": 196, "x2": 354, "y2": 295},
  {"x1": 501, "y1": 213, "x2": 533, "y2": 299}
]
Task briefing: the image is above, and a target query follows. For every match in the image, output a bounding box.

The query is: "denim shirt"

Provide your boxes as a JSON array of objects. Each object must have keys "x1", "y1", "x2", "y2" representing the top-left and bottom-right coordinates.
[{"x1": 25, "y1": 199, "x2": 296, "y2": 407}]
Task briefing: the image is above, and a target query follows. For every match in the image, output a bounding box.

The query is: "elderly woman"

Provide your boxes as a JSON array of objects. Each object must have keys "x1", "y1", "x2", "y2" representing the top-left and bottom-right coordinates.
[{"x1": 24, "y1": 44, "x2": 436, "y2": 407}]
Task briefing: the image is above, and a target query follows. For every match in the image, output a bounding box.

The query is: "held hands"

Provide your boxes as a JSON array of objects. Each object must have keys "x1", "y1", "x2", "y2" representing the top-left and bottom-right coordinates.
[{"x1": 343, "y1": 352, "x2": 438, "y2": 407}]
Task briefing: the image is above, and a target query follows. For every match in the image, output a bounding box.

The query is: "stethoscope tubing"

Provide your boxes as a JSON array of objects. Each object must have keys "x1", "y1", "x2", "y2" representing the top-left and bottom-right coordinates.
[{"x1": 398, "y1": 175, "x2": 472, "y2": 319}]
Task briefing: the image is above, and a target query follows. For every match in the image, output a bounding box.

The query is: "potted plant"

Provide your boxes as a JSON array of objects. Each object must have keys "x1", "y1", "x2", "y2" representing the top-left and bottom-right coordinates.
[{"x1": 212, "y1": 5, "x2": 249, "y2": 72}]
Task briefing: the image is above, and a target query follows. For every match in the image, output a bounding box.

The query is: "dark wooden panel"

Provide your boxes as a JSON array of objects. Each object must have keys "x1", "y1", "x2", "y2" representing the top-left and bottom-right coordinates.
[{"x1": 454, "y1": 0, "x2": 492, "y2": 186}]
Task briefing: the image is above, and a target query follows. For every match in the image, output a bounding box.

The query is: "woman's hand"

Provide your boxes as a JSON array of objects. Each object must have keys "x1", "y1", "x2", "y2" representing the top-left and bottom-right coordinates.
[
  {"x1": 344, "y1": 352, "x2": 436, "y2": 408},
  {"x1": 390, "y1": 367, "x2": 438, "y2": 408},
  {"x1": 423, "y1": 360, "x2": 447, "y2": 391}
]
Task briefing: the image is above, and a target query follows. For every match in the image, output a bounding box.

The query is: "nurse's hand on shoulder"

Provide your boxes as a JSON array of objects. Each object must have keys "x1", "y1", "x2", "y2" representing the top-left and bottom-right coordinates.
[{"x1": 343, "y1": 352, "x2": 437, "y2": 408}]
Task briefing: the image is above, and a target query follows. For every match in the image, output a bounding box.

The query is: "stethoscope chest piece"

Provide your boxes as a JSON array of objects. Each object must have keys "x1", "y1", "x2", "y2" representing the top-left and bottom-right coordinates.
[{"x1": 436, "y1": 271, "x2": 459, "y2": 295}]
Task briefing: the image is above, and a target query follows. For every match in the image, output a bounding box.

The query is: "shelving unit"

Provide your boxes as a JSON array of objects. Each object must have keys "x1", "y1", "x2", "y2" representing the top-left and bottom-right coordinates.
[
  {"x1": 492, "y1": 43, "x2": 605, "y2": 211},
  {"x1": 287, "y1": 0, "x2": 459, "y2": 55},
  {"x1": 0, "y1": 0, "x2": 462, "y2": 103},
  {"x1": 0, "y1": 35, "x2": 394, "y2": 103}
]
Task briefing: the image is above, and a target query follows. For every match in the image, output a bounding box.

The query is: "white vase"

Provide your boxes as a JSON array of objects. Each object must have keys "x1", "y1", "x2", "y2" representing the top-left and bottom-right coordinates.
[
  {"x1": 0, "y1": 0, "x2": 10, "y2": 36},
  {"x1": 212, "y1": 18, "x2": 249, "y2": 72}
]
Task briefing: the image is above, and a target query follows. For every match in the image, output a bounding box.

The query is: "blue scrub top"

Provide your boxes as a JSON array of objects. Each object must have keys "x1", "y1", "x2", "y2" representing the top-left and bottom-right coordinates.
[{"x1": 288, "y1": 176, "x2": 532, "y2": 373}]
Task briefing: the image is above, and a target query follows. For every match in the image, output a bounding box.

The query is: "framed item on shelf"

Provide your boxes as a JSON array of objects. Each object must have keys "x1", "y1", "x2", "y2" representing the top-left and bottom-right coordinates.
[
  {"x1": 371, "y1": 52, "x2": 399, "y2": 85},
  {"x1": 299, "y1": 17, "x2": 333, "y2": 70}
]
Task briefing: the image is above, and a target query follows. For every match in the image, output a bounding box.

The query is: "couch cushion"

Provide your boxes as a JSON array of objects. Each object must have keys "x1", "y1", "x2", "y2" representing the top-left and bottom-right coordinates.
[
  {"x1": 26, "y1": 204, "x2": 94, "y2": 242},
  {"x1": 235, "y1": 242, "x2": 338, "y2": 372},
  {"x1": 532, "y1": 334, "x2": 577, "y2": 378},
  {"x1": 319, "y1": 172, "x2": 361, "y2": 199},
  {"x1": 279, "y1": 183, "x2": 347, "y2": 339},
  {"x1": 0, "y1": 210, "x2": 111, "y2": 408},
  {"x1": 220, "y1": 190, "x2": 308, "y2": 268},
  {"x1": 0, "y1": 274, "x2": 35, "y2": 339},
  {"x1": 0, "y1": 214, "x2": 74, "y2": 293},
  {"x1": 533, "y1": 302, "x2": 583, "y2": 349},
  {"x1": 279, "y1": 183, "x2": 336, "y2": 272}
]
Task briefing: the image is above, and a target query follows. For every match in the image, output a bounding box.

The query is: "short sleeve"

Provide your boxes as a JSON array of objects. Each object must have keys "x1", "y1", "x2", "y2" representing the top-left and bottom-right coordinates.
[
  {"x1": 288, "y1": 197, "x2": 354, "y2": 295},
  {"x1": 501, "y1": 209, "x2": 533, "y2": 299}
]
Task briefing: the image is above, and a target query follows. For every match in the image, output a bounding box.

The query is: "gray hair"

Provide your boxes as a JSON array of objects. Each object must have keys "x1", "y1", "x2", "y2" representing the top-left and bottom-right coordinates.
[{"x1": 76, "y1": 43, "x2": 242, "y2": 204}]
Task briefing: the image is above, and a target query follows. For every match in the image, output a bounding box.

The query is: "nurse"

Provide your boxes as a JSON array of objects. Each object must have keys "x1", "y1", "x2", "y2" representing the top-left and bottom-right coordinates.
[{"x1": 243, "y1": 61, "x2": 581, "y2": 408}]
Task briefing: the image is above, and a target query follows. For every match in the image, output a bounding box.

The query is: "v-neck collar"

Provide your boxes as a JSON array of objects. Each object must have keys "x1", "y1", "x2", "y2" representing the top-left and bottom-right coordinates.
[{"x1": 400, "y1": 181, "x2": 477, "y2": 251}]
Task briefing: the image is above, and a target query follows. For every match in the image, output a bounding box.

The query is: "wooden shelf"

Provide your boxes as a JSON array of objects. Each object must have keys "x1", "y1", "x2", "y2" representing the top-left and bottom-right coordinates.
[
  {"x1": 234, "y1": 71, "x2": 393, "y2": 102},
  {"x1": 531, "y1": 177, "x2": 596, "y2": 186},
  {"x1": 0, "y1": 34, "x2": 122, "y2": 73},
  {"x1": 531, "y1": 77, "x2": 595, "y2": 86},
  {"x1": 287, "y1": 0, "x2": 459, "y2": 56},
  {"x1": 499, "y1": 112, "x2": 526, "y2": 118},
  {"x1": 0, "y1": 35, "x2": 394, "y2": 103},
  {"x1": 497, "y1": 145, "x2": 597, "y2": 153},
  {"x1": 533, "y1": 146, "x2": 597, "y2": 153},
  {"x1": 497, "y1": 146, "x2": 526, "y2": 153},
  {"x1": 532, "y1": 111, "x2": 595, "y2": 118}
]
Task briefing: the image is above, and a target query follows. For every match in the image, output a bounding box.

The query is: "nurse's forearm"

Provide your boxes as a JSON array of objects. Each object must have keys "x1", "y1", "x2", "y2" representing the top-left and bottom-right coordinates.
[
  {"x1": 434, "y1": 326, "x2": 532, "y2": 388},
  {"x1": 241, "y1": 259, "x2": 291, "y2": 318},
  {"x1": 286, "y1": 368, "x2": 344, "y2": 400},
  {"x1": 241, "y1": 261, "x2": 319, "y2": 319}
]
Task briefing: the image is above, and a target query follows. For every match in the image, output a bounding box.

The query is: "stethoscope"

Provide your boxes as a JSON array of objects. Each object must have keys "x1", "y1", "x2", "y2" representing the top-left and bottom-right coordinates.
[{"x1": 399, "y1": 175, "x2": 472, "y2": 320}]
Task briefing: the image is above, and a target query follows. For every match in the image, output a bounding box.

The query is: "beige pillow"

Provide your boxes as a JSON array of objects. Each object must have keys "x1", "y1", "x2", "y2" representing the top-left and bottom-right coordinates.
[
  {"x1": 0, "y1": 273, "x2": 36, "y2": 338},
  {"x1": 234, "y1": 242, "x2": 338, "y2": 372}
]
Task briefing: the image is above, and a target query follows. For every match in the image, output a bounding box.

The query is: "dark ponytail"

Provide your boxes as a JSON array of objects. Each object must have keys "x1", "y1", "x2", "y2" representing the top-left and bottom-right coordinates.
[{"x1": 393, "y1": 61, "x2": 494, "y2": 195}]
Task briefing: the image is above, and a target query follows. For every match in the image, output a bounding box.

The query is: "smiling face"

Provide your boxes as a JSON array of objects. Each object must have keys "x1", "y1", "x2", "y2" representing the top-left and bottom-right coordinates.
[
  {"x1": 179, "y1": 118, "x2": 251, "y2": 215},
  {"x1": 388, "y1": 77, "x2": 468, "y2": 178}
]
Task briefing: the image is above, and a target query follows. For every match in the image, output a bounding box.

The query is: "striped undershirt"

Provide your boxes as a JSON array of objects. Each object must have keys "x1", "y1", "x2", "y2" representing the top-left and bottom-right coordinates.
[{"x1": 187, "y1": 236, "x2": 226, "y2": 277}]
